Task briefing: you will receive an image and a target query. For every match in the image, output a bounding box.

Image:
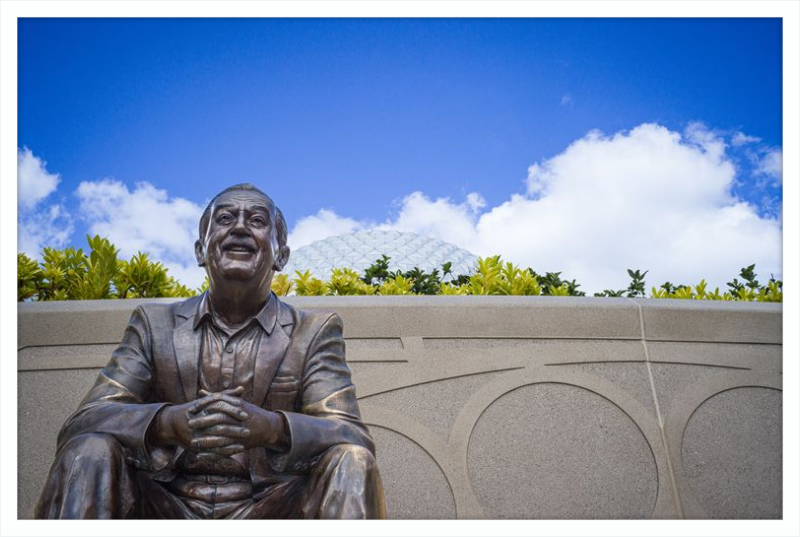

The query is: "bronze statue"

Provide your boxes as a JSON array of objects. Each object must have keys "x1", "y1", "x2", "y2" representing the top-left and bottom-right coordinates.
[{"x1": 35, "y1": 184, "x2": 386, "y2": 519}]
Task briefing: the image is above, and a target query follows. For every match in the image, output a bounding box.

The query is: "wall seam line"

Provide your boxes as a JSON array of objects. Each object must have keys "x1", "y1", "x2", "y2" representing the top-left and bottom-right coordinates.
[{"x1": 629, "y1": 298, "x2": 685, "y2": 519}]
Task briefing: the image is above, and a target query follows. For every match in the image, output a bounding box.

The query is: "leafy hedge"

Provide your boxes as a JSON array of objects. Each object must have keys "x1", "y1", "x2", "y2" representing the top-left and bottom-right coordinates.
[
  {"x1": 18, "y1": 236, "x2": 197, "y2": 301},
  {"x1": 18, "y1": 236, "x2": 782, "y2": 302}
]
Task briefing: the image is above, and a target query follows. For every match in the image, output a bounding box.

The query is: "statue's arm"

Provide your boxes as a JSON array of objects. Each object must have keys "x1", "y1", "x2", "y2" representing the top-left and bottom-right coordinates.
[
  {"x1": 274, "y1": 313, "x2": 374, "y2": 471},
  {"x1": 56, "y1": 306, "x2": 169, "y2": 457}
]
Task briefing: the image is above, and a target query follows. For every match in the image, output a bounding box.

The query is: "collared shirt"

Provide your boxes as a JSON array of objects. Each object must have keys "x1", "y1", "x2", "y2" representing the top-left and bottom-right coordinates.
[
  {"x1": 176, "y1": 292, "x2": 276, "y2": 478},
  {"x1": 194, "y1": 293, "x2": 275, "y2": 399}
]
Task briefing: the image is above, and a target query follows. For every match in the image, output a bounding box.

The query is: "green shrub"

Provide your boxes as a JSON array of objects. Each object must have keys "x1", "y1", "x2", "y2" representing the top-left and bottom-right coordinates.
[
  {"x1": 114, "y1": 251, "x2": 190, "y2": 298},
  {"x1": 469, "y1": 255, "x2": 503, "y2": 295},
  {"x1": 17, "y1": 253, "x2": 43, "y2": 301},
  {"x1": 35, "y1": 236, "x2": 119, "y2": 300},
  {"x1": 18, "y1": 239, "x2": 782, "y2": 303},
  {"x1": 21, "y1": 235, "x2": 196, "y2": 301},
  {"x1": 294, "y1": 270, "x2": 329, "y2": 296},
  {"x1": 378, "y1": 274, "x2": 414, "y2": 295},
  {"x1": 271, "y1": 273, "x2": 294, "y2": 296},
  {"x1": 529, "y1": 270, "x2": 585, "y2": 296},
  {"x1": 439, "y1": 282, "x2": 469, "y2": 295},
  {"x1": 466, "y1": 256, "x2": 542, "y2": 296},
  {"x1": 647, "y1": 268, "x2": 782, "y2": 302},
  {"x1": 329, "y1": 268, "x2": 376, "y2": 296}
]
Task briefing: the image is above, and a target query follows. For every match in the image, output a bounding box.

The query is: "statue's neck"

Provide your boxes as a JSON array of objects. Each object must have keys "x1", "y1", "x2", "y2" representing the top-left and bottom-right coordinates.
[{"x1": 207, "y1": 283, "x2": 270, "y2": 327}]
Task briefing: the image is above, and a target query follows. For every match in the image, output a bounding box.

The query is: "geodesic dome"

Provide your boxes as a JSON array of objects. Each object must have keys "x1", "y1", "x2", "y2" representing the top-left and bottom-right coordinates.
[{"x1": 282, "y1": 229, "x2": 478, "y2": 281}]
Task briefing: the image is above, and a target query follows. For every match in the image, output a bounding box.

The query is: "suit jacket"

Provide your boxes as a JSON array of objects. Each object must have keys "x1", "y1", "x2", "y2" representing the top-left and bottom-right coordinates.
[{"x1": 57, "y1": 292, "x2": 373, "y2": 497}]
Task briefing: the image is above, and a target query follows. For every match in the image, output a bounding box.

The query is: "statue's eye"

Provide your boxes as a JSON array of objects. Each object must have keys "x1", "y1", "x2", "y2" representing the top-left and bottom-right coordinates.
[
  {"x1": 217, "y1": 213, "x2": 234, "y2": 224},
  {"x1": 251, "y1": 216, "x2": 267, "y2": 227}
]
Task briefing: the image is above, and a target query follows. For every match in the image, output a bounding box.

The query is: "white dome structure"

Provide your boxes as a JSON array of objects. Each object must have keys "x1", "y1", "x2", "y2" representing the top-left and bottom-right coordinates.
[{"x1": 283, "y1": 230, "x2": 478, "y2": 281}]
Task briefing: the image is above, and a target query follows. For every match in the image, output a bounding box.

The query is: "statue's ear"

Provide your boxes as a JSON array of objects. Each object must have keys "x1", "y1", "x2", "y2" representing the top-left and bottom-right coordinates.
[
  {"x1": 195, "y1": 240, "x2": 206, "y2": 267},
  {"x1": 274, "y1": 245, "x2": 290, "y2": 272}
]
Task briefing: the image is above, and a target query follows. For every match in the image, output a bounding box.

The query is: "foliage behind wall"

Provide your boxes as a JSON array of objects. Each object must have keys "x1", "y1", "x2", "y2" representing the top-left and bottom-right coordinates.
[{"x1": 18, "y1": 236, "x2": 782, "y2": 303}]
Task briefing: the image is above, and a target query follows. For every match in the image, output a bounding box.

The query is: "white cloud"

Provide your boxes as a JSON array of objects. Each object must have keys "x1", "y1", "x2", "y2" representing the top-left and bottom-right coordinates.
[
  {"x1": 23, "y1": 121, "x2": 782, "y2": 295},
  {"x1": 481, "y1": 123, "x2": 780, "y2": 292},
  {"x1": 377, "y1": 191, "x2": 484, "y2": 247},
  {"x1": 76, "y1": 179, "x2": 206, "y2": 288},
  {"x1": 731, "y1": 131, "x2": 761, "y2": 146},
  {"x1": 560, "y1": 94, "x2": 573, "y2": 107},
  {"x1": 287, "y1": 209, "x2": 365, "y2": 249},
  {"x1": 466, "y1": 192, "x2": 486, "y2": 213},
  {"x1": 684, "y1": 122, "x2": 727, "y2": 161},
  {"x1": 754, "y1": 148, "x2": 782, "y2": 185},
  {"x1": 285, "y1": 191, "x2": 485, "y2": 264},
  {"x1": 18, "y1": 204, "x2": 74, "y2": 259},
  {"x1": 728, "y1": 130, "x2": 782, "y2": 189},
  {"x1": 17, "y1": 148, "x2": 61, "y2": 209},
  {"x1": 288, "y1": 122, "x2": 782, "y2": 293},
  {"x1": 17, "y1": 148, "x2": 73, "y2": 258}
]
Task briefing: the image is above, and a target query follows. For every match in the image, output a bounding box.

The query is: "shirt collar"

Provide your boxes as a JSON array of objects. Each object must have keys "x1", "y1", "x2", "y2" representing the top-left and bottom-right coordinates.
[{"x1": 193, "y1": 290, "x2": 277, "y2": 334}]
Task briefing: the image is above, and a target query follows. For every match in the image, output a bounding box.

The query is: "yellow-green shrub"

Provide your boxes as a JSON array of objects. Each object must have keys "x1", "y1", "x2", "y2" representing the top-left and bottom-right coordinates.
[{"x1": 18, "y1": 239, "x2": 782, "y2": 303}]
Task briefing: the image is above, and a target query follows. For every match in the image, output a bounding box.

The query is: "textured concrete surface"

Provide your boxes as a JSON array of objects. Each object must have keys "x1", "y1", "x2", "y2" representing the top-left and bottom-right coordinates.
[
  {"x1": 633, "y1": 298, "x2": 781, "y2": 344},
  {"x1": 349, "y1": 362, "x2": 407, "y2": 377},
  {"x1": 346, "y1": 338, "x2": 403, "y2": 350},
  {"x1": 550, "y1": 362, "x2": 656, "y2": 418},
  {"x1": 647, "y1": 340, "x2": 782, "y2": 371},
  {"x1": 361, "y1": 371, "x2": 508, "y2": 442},
  {"x1": 649, "y1": 363, "x2": 727, "y2": 422},
  {"x1": 19, "y1": 296, "x2": 646, "y2": 345},
  {"x1": 681, "y1": 387, "x2": 781, "y2": 519},
  {"x1": 371, "y1": 426, "x2": 457, "y2": 519},
  {"x1": 17, "y1": 298, "x2": 782, "y2": 519},
  {"x1": 18, "y1": 368, "x2": 101, "y2": 518},
  {"x1": 468, "y1": 383, "x2": 658, "y2": 519},
  {"x1": 18, "y1": 298, "x2": 183, "y2": 348},
  {"x1": 18, "y1": 344, "x2": 118, "y2": 370},
  {"x1": 424, "y1": 338, "x2": 645, "y2": 363}
]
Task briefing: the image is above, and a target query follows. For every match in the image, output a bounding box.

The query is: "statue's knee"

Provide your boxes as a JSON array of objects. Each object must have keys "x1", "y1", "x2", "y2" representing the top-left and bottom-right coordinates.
[
  {"x1": 324, "y1": 444, "x2": 376, "y2": 470},
  {"x1": 60, "y1": 433, "x2": 123, "y2": 460}
]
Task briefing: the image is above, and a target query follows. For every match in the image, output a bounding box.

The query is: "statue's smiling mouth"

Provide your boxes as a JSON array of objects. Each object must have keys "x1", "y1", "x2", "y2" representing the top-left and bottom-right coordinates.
[{"x1": 223, "y1": 243, "x2": 257, "y2": 254}]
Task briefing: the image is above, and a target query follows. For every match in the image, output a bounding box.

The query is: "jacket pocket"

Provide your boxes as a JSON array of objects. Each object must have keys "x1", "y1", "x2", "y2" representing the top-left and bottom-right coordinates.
[
  {"x1": 267, "y1": 379, "x2": 300, "y2": 410},
  {"x1": 270, "y1": 378, "x2": 300, "y2": 392}
]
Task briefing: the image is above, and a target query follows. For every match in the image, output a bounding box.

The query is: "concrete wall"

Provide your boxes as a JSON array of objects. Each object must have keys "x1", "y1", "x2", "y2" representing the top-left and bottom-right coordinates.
[{"x1": 18, "y1": 297, "x2": 782, "y2": 519}]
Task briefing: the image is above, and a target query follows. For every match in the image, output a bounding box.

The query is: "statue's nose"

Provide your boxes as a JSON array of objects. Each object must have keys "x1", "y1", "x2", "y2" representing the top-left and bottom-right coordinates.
[{"x1": 230, "y1": 213, "x2": 251, "y2": 235}]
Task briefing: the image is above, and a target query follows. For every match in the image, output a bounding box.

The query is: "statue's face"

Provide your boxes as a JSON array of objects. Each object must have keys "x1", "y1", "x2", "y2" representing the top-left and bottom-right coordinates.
[{"x1": 196, "y1": 190, "x2": 280, "y2": 285}]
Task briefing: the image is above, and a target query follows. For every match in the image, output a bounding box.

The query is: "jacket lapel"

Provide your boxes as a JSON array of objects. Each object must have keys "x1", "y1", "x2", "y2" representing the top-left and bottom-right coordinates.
[
  {"x1": 251, "y1": 316, "x2": 291, "y2": 408},
  {"x1": 170, "y1": 293, "x2": 293, "y2": 406},
  {"x1": 250, "y1": 298, "x2": 294, "y2": 493},
  {"x1": 173, "y1": 295, "x2": 202, "y2": 403}
]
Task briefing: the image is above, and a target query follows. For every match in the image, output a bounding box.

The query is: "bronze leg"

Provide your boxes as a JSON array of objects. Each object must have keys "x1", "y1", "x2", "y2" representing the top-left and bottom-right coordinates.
[
  {"x1": 35, "y1": 433, "x2": 137, "y2": 519},
  {"x1": 299, "y1": 444, "x2": 387, "y2": 519}
]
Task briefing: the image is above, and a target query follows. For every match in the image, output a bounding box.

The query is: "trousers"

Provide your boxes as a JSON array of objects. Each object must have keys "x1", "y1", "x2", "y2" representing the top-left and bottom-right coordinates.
[{"x1": 35, "y1": 433, "x2": 386, "y2": 519}]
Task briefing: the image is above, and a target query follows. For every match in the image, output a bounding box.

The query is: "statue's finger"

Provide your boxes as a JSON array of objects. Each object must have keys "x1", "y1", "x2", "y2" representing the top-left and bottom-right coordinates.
[
  {"x1": 188, "y1": 412, "x2": 239, "y2": 429},
  {"x1": 188, "y1": 392, "x2": 224, "y2": 413},
  {"x1": 198, "y1": 386, "x2": 243, "y2": 399},
  {"x1": 207, "y1": 444, "x2": 246, "y2": 456},
  {"x1": 197, "y1": 401, "x2": 248, "y2": 421},
  {"x1": 202, "y1": 424, "x2": 251, "y2": 438},
  {"x1": 190, "y1": 394, "x2": 245, "y2": 415},
  {"x1": 191, "y1": 435, "x2": 236, "y2": 449},
  {"x1": 194, "y1": 451, "x2": 223, "y2": 462}
]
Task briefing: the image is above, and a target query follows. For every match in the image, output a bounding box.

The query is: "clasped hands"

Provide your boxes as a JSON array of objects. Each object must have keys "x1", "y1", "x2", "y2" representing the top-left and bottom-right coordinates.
[{"x1": 150, "y1": 386, "x2": 287, "y2": 457}]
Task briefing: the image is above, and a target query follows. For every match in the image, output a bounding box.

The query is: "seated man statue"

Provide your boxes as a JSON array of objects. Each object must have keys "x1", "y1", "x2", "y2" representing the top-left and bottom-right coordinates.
[{"x1": 36, "y1": 183, "x2": 386, "y2": 519}]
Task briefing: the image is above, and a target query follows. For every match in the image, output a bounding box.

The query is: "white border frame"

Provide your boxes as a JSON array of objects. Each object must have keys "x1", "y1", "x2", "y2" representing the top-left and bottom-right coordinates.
[{"x1": 2, "y1": 2, "x2": 798, "y2": 536}]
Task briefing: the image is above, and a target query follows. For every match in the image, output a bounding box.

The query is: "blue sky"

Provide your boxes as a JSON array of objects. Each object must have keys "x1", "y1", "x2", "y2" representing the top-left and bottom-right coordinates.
[{"x1": 17, "y1": 18, "x2": 783, "y2": 292}]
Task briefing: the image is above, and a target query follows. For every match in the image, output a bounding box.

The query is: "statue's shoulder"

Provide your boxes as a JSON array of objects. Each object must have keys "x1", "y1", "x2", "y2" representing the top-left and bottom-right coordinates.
[
  {"x1": 135, "y1": 295, "x2": 202, "y2": 326},
  {"x1": 275, "y1": 297, "x2": 343, "y2": 337}
]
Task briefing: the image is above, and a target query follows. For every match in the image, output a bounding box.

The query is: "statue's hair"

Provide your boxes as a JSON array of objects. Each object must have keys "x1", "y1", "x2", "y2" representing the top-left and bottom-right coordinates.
[{"x1": 198, "y1": 183, "x2": 288, "y2": 251}]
